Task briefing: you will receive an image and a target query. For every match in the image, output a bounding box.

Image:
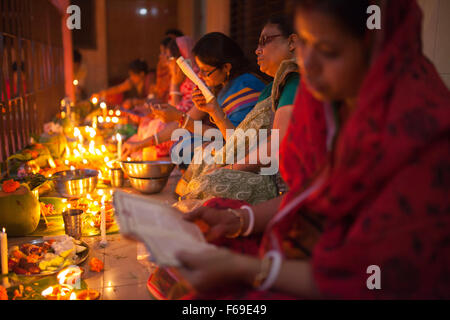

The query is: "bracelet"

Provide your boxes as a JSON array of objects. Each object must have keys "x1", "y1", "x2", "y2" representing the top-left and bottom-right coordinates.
[
  {"x1": 182, "y1": 114, "x2": 190, "y2": 129},
  {"x1": 154, "y1": 134, "x2": 159, "y2": 146},
  {"x1": 225, "y1": 209, "x2": 244, "y2": 239},
  {"x1": 240, "y1": 205, "x2": 255, "y2": 237},
  {"x1": 254, "y1": 250, "x2": 282, "y2": 291},
  {"x1": 178, "y1": 113, "x2": 186, "y2": 128}
]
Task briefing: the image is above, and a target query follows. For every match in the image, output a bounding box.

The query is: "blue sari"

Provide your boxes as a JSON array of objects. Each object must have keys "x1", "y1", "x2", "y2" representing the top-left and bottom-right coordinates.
[{"x1": 173, "y1": 73, "x2": 265, "y2": 169}]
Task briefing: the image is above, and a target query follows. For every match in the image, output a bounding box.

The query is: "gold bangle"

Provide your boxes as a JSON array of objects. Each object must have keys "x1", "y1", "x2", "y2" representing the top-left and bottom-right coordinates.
[{"x1": 225, "y1": 209, "x2": 244, "y2": 239}]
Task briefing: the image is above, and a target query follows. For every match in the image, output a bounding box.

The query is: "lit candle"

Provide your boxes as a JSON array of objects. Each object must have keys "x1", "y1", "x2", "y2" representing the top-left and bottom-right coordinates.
[
  {"x1": 1, "y1": 228, "x2": 8, "y2": 276},
  {"x1": 74, "y1": 127, "x2": 82, "y2": 144},
  {"x1": 1, "y1": 228, "x2": 10, "y2": 289},
  {"x1": 65, "y1": 146, "x2": 71, "y2": 158},
  {"x1": 100, "y1": 196, "x2": 107, "y2": 247},
  {"x1": 89, "y1": 141, "x2": 95, "y2": 155},
  {"x1": 116, "y1": 133, "x2": 122, "y2": 160},
  {"x1": 100, "y1": 102, "x2": 107, "y2": 119},
  {"x1": 73, "y1": 79, "x2": 79, "y2": 86},
  {"x1": 92, "y1": 116, "x2": 97, "y2": 129},
  {"x1": 91, "y1": 97, "x2": 98, "y2": 105}
]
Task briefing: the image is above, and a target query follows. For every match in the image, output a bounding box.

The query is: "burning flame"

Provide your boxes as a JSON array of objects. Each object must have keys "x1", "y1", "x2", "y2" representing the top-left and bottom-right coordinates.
[
  {"x1": 57, "y1": 266, "x2": 82, "y2": 286},
  {"x1": 73, "y1": 79, "x2": 79, "y2": 86},
  {"x1": 100, "y1": 102, "x2": 107, "y2": 109},
  {"x1": 48, "y1": 158, "x2": 56, "y2": 169},
  {"x1": 41, "y1": 286, "x2": 53, "y2": 296},
  {"x1": 91, "y1": 97, "x2": 98, "y2": 104},
  {"x1": 115, "y1": 110, "x2": 121, "y2": 116}
]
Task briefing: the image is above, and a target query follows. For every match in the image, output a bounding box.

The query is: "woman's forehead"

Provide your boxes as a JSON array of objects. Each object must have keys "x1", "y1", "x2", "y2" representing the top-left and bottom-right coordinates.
[
  {"x1": 295, "y1": 10, "x2": 351, "y2": 44},
  {"x1": 260, "y1": 24, "x2": 280, "y2": 36},
  {"x1": 195, "y1": 56, "x2": 214, "y2": 69}
]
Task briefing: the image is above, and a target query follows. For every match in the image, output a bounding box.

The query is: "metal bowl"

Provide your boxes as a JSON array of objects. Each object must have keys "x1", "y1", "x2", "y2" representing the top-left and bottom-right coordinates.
[
  {"x1": 128, "y1": 176, "x2": 169, "y2": 194},
  {"x1": 52, "y1": 169, "x2": 99, "y2": 198},
  {"x1": 120, "y1": 160, "x2": 175, "y2": 179}
]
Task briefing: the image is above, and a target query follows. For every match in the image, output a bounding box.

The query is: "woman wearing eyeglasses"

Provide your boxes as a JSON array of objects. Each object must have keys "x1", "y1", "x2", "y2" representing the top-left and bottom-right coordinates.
[
  {"x1": 121, "y1": 32, "x2": 266, "y2": 160},
  {"x1": 174, "y1": 15, "x2": 303, "y2": 204}
]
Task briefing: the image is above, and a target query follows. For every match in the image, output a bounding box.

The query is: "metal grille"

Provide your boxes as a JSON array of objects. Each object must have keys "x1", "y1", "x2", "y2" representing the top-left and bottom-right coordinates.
[{"x1": 0, "y1": 0, "x2": 65, "y2": 166}]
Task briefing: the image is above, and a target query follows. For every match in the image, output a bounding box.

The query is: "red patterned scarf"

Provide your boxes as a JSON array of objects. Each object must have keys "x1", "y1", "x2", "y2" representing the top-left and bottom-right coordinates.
[{"x1": 264, "y1": 0, "x2": 450, "y2": 299}]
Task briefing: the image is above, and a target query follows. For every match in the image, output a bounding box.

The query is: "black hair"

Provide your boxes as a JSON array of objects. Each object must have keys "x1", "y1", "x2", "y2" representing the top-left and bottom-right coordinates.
[
  {"x1": 160, "y1": 36, "x2": 173, "y2": 48},
  {"x1": 192, "y1": 32, "x2": 251, "y2": 80},
  {"x1": 165, "y1": 28, "x2": 184, "y2": 38},
  {"x1": 128, "y1": 59, "x2": 149, "y2": 74},
  {"x1": 265, "y1": 14, "x2": 296, "y2": 37},
  {"x1": 295, "y1": 0, "x2": 369, "y2": 38},
  {"x1": 167, "y1": 39, "x2": 182, "y2": 59},
  {"x1": 73, "y1": 49, "x2": 82, "y2": 63}
]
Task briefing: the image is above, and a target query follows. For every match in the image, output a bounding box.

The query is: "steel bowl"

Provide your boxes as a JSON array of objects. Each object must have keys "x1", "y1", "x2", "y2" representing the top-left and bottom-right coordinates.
[
  {"x1": 120, "y1": 160, "x2": 175, "y2": 179},
  {"x1": 52, "y1": 169, "x2": 99, "y2": 198},
  {"x1": 128, "y1": 176, "x2": 169, "y2": 194}
]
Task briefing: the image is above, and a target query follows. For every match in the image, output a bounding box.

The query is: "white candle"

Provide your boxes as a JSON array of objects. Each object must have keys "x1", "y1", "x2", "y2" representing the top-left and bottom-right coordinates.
[
  {"x1": 100, "y1": 102, "x2": 107, "y2": 119},
  {"x1": 116, "y1": 133, "x2": 122, "y2": 160},
  {"x1": 1, "y1": 228, "x2": 8, "y2": 275},
  {"x1": 100, "y1": 196, "x2": 107, "y2": 247}
]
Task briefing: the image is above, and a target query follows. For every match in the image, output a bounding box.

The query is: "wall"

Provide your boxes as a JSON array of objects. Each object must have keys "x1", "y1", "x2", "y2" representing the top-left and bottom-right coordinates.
[
  {"x1": 418, "y1": 0, "x2": 450, "y2": 88},
  {"x1": 106, "y1": 0, "x2": 178, "y2": 85},
  {"x1": 78, "y1": 0, "x2": 108, "y2": 95},
  {"x1": 204, "y1": 0, "x2": 230, "y2": 35}
]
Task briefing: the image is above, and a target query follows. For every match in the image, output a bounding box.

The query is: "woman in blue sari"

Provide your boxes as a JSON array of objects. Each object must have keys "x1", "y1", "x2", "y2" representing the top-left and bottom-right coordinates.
[{"x1": 122, "y1": 32, "x2": 266, "y2": 161}]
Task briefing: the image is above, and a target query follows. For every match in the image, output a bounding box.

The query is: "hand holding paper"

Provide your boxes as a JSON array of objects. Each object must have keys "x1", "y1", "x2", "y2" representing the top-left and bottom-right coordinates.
[
  {"x1": 176, "y1": 56, "x2": 215, "y2": 103},
  {"x1": 113, "y1": 190, "x2": 217, "y2": 267}
]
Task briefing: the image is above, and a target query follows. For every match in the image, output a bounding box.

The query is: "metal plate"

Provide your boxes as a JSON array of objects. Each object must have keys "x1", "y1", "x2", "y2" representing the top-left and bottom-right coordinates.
[{"x1": 12, "y1": 239, "x2": 90, "y2": 277}]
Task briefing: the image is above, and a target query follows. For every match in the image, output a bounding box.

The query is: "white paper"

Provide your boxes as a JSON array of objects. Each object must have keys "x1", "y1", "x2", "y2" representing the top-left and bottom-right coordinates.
[
  {"x1": 113, "y1": 190, "x2": 216, "y2": 267},
  {"x1": 176, "y1": 56, "x2": 215, "y2": 103}
]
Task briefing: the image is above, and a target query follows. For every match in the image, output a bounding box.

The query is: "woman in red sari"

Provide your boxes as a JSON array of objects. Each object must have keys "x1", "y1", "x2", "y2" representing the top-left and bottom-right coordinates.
[{"x1": 173, "y1": 0, "x2": 450, "y2": 299}]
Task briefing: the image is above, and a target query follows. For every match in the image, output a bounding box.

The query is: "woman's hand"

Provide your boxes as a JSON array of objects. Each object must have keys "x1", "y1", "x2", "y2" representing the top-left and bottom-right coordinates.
[
  {"x1": 183, "y1": 207, "x2": 241, "y2": 242},
  {"x1": 151, "y1": 104, "x2": 182, "y2": 123},
  {"x1": 176, "y1": 248, "x2": 249, "y2": 293},
  {"x1": 169, "y1": 59, "x2": 186, "y2": 86},
  {"x1": 121, "y1": 140, "x2": 148, "y2": 159},
  {"x1": 192, "y1": 87, "x2": 220, "y2": 115}
]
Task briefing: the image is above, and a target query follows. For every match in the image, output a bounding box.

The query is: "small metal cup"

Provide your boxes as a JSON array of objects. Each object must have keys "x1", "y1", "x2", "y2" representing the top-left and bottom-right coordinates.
[
  {"x1": 62, "y1": 209, "x2": 83, "y2": 240},
  {"x1": 110, "y1": 168, "x2": 124, "y2": 188}
]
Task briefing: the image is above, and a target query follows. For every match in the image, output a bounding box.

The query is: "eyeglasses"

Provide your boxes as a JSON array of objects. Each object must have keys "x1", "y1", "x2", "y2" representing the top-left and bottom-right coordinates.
[
  {"x1": 199, "y1": 67, "x2": 219, "y2": 77},
  {"x1": 258, "y1": 34, "x2": 283, "y2": 48}
]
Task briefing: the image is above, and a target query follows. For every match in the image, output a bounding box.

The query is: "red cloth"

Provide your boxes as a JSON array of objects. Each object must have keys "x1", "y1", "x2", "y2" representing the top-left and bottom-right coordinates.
[{"x1": 263, "y1": 0, "x2": 450, "y2": 299}]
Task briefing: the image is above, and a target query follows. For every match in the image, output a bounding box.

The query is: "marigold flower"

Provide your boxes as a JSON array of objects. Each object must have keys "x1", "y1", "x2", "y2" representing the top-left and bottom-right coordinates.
[
  {"x1": 2, "y1": 179, "x2": 20, "y2": 193},
  {"x1": 89, "y1": 257, "x2": 104, "y2": 272}
]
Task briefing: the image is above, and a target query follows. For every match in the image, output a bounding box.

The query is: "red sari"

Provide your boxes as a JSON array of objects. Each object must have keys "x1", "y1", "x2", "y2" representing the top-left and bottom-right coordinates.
[{"x1": 263, "y1": 0, "x2": 450, "y2": 299}]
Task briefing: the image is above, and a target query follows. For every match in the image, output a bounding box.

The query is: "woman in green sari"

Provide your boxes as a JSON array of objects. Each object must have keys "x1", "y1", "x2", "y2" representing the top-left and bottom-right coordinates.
[{"x1": 176, "y1": 15, "x2": 300, "y2": 205}]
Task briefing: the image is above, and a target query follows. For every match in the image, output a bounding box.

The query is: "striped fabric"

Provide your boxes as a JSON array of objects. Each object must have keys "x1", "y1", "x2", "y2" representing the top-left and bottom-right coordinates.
[{"x1": 217, "y1": 73, "x2": 265, "y2": 127}]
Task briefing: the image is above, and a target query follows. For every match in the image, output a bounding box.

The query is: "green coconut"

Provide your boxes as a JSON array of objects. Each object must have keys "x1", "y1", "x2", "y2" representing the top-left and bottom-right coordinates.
[{"x1": 0, "y1": 186, "x2": 41, "y2": 236}]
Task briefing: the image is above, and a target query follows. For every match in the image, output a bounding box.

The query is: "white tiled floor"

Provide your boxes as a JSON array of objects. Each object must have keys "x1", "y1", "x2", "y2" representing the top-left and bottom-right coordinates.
[{"x1": 8, "y1": 170, "x2": 181, "y2": 300}]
